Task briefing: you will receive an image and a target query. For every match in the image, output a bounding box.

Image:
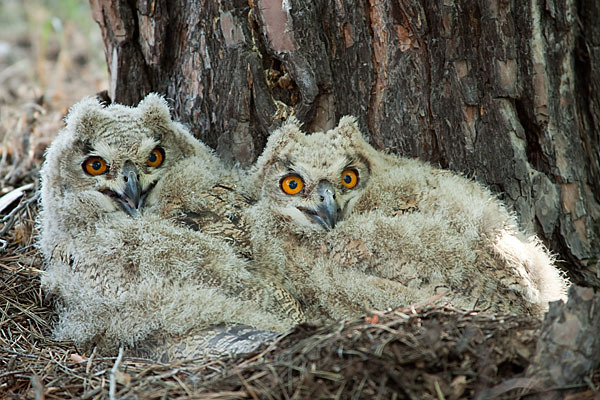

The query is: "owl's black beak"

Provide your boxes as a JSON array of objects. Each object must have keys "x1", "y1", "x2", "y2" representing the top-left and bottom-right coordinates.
[
  {"x1": 119, "y1": 161, "x2": 142, "y2": 216},
  {"x1": 311, "y1": 181, "x2": 340, "y2": 230}
]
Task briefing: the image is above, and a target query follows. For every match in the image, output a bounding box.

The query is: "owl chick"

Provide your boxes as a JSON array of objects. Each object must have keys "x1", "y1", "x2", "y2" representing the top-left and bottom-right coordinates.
[
  {"x1": 38, "y1": 94, "x2": 302, "y2": 359},
  {"x1": 245, "y1": 116, "x2": 569, "y2": 322}
]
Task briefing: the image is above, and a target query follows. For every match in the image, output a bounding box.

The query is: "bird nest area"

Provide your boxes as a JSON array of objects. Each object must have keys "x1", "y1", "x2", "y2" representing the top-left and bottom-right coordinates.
[
  {"x1": 1, "y1": 198, "x2": 600, "y2": 399},
  {"x1": 4, "y1": 129, "x2": 599, "y2": 399}
]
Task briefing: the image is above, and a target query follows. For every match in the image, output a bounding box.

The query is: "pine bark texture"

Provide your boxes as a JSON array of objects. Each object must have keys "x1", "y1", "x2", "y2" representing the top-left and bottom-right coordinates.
[
  {"x1": 525, "y1": 285, "x2": 600, "y2": 399},
  {"x1": 89, "y1": 0, "x2": 599, "y2": 286}
]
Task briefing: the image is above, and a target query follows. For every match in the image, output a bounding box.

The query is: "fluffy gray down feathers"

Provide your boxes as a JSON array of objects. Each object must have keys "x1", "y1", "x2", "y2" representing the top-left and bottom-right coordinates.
[
  {"x1": 245, "y1": 116, "x2": 569, "y2": 322},
  {"x1": 38, "y1": 94, "x2": 300, "y2": 359},
  {"x1": 38, "y1": 94, "x2": 569, "y2": 360}
]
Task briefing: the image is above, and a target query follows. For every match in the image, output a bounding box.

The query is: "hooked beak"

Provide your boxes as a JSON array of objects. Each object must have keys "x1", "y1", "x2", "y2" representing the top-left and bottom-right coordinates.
[
  {"x1": 100, "y1": 161, "x2": 155, "y2": 216},
  {"x1": 118, "y1": 161, "x2": 142, "y2": 216},
  {"x1": 299, "y1": 181, "x2": 340, "y2": 230}
]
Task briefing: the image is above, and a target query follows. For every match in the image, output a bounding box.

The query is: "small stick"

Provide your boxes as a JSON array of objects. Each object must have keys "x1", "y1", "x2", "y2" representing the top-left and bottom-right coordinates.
[
  {"x1": 84, "y1": 346, "x2": 97, "y2": 392},
  {"x1": 86, "y1": 346, "x2": 97, "y2": 376},
  {"x1": 31, "y1": 374, "x2": 45, "y2": 400},
  {"x1": 234, "y1": 367, "x2": 259, "y2": 400},
  {"x1": 109, "y1": 347, "x2": 124, "y2": 400}
]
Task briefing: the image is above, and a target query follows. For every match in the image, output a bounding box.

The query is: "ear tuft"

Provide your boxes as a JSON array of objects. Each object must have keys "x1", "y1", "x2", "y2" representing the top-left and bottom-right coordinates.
[
  {"x1": 249, "y1": 117, "x2": 306, "y2": 190},
  {"x1": 334, "y1": 115, "x2": 377, "y2": 156},
  {"x1": 335, "y1": 115, "x2": 362, "y2": 141},
  {"x1": 284, "y1": 115, "x2": 303, "y2": 130},
  {"x1": 267, "y1": 116, "x2": 304, "y2": 149},
  {"x1": 138, "y1": 93, "x2": 173, "y2": 127},
  {"x1": 64, "y1": 97, "x2": 106, "y2": 138},
  {"x1": 256, "y1": 117, "x2": 306, "y2": 165}
]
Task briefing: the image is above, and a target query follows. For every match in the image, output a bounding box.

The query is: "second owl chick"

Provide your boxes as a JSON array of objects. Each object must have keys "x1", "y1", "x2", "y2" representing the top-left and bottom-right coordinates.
[{"x1": 245, "y1": 116, "x2": 569, "y2": 322}]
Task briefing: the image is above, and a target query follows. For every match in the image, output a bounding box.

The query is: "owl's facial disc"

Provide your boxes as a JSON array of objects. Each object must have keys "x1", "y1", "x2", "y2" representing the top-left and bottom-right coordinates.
[
  {"x1": 297, "y1": 181, "x2": 339, "y2": 230},
  {"x1": 83, "y1": 144, "x2": 165, "y2": 216}
]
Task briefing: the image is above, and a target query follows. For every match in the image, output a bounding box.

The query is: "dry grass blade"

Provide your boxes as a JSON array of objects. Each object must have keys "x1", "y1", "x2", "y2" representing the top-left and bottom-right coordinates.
[{"x1": 0, "y1": 184, "x2": 34, "y2": 215}]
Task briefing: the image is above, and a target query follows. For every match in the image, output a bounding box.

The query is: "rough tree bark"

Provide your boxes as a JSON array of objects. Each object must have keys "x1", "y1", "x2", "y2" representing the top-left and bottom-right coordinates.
[
  {"x1": 525, "y1": 285, "x2": 600, "y2": 399},
  {"x1": 89, "y1": 0, "x2": 599, "y2": 286}
]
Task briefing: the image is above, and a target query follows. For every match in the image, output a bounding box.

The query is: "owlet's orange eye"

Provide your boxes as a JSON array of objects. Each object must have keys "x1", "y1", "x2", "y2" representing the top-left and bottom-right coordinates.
[
  {"x1": 83, "y1": 157, "x2": 108, "y2": 176},
  {"x1": 341, "y1": 169, "x2": 359, "y2": 189},
  {"x1": 280, "y1": 175, "x2": 304, "y2": 195},
  {"x1": 146, "y1": 147, "x2": 164, "y2": 167}
]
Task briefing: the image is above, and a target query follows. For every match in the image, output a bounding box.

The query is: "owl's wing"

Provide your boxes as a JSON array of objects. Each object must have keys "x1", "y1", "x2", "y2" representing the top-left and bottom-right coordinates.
[
  {"x1": 172, "y1": 185, "x2": 306, "y2": 324},
  {"x1": 136, "y1": 324, "x2": 280, "y2": 362},
  {"x1": 238, "y1": 277, "x2": 306, "y2": 325},
  {"x1": 175, "y1": 184, "x2": 255, "y2": 259}
]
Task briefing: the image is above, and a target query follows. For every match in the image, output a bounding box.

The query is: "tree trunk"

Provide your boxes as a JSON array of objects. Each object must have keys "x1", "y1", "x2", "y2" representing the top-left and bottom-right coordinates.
[{"x1": 89, "y1": 0, "x2": 599, "y2": 286}]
